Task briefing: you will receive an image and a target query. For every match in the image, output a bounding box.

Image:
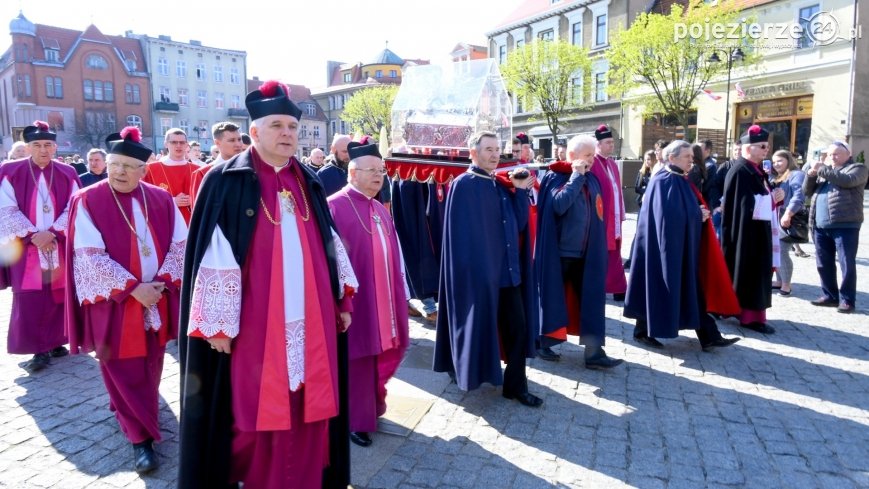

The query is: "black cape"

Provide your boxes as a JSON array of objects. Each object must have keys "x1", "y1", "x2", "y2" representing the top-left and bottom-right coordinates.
[
  {"x1": 177, "y1": 149, "x2": 349, "y2": 489},
  {"x1": 721, "y1": 157, "x2": 773, "y2": 311}
]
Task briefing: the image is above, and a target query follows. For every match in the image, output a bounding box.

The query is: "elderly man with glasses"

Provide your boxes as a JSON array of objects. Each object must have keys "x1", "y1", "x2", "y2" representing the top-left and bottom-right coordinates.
[
  {"x1": 327, "y1": 140, "x2": 409, "y2": 448},
  {"x1": 721, "y1": 125, "x2": 785, "y2": 335},
  {"x1": 803, "y1": 140, "x2": 868, "y2": 313}
]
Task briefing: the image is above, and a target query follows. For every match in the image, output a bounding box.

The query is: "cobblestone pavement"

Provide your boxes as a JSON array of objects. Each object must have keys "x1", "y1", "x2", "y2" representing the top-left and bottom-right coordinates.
[{"x1": 1, "y1": 194, "x2": 867, "y2": 488}]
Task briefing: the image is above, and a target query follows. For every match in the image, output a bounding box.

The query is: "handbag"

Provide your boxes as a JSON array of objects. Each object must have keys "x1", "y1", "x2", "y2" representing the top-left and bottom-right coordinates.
[{"x1": 780, "y1": 209, "x2": 809, "y2": 244}]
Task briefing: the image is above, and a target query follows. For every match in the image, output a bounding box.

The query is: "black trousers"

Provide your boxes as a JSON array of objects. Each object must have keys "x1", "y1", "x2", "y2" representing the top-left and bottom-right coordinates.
[
  {"x1": 634, "y1": 287, "x2": 723, "y2": 346},
  {"x1": 561, "y1": 257, "x2": 605, "y2": 357},
  {"x1": 497, "y1": 286, "x2": 528, "y2": 396}
]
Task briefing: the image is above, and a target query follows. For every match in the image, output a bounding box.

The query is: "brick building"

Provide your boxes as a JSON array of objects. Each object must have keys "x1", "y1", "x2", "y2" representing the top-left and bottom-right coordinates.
[{"x1": 0, "y1": 12, "x2": 153, "y2": 157}]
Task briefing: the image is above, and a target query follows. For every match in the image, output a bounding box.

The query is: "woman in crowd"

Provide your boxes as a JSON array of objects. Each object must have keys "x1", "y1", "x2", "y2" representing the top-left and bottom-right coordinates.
[
  {"x1": 769, "y1": 150, "x2": 806, "y2": 296},
  {"x1": 624, "y1": 150, "x2": 656, "y2": 270}
]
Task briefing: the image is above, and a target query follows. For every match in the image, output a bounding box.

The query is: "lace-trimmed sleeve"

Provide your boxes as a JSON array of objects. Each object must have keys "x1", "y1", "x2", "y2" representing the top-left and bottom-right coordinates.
[
  {"x1": 0, "y1": 177, "x2": 37, "y2": 244},
  {"x1": 72, "y1": 202, "x2": 137, "y2": 304},
  {"x1": 157, "y1": 205, "x2": 188, "y2": 286},
  {"x1": 331, "y1": 228, "x2": 358, "y2": 299},
  {"x1": 188, "y1": 225, "x2": 241, "y2": 339}
]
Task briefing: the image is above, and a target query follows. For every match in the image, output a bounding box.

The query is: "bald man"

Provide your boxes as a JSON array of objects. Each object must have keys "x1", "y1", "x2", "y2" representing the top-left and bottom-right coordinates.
[{"x1": 318, "y1": 135, "x2": 352, "y2": 196}]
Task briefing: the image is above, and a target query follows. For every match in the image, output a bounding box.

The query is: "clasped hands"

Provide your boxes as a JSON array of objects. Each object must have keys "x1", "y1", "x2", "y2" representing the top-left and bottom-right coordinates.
[{"x1": 30, "y1": 231, "x2": 56, "y2": 252}]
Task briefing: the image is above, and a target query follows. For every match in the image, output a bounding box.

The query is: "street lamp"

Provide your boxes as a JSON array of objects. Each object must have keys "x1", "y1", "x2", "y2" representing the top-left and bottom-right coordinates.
[{"x1": 708, "y1": 47, "x2": 744, "y2": 158}]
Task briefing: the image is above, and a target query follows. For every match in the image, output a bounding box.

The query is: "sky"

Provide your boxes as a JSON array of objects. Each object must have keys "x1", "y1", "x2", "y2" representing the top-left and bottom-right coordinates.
[{"x1": 1, "y1": 0, "x2": 524, "y2": 90}]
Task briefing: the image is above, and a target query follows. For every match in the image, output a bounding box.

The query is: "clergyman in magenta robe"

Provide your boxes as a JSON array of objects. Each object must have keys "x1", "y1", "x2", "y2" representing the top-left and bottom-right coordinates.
[
  {"x1": 0, "y1": 121, "x2": 80, "y2": 373},
  {"x1": 328, "y1": 141, "x2": 409, "y2": 447},
  {"x1": 590, "y1": 124, "x2": 627, "y2": 298}
]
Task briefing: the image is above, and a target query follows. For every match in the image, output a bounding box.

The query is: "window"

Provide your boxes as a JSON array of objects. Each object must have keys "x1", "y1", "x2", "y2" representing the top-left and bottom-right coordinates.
[
  {"x1": 178, "y1": 89, "x2": 189, "y2": 106},
  {"x1": 197, "y1": 120, "x2": 209, "y2": 139},
  {"x1": 594, "y1": 72, "x2": 607, "y2": 102},
  {"x1": 14, "y1": 43, "x2": 28, "y2": 62},
  {"x1": 375, "y1": 70, "x2": 383, "y2": 78},
  {"x1": 45, "y1": 77, "x2": 63, "y2": 99},
  {"x1": 214, "y1": 65, "x2": 223, "y2": 82},
  {"x1": 595, "y1": 14, "x2": 608, "y2": 47},
  {"x1": 798, "y1": 4, "x2": 821, "y2": 49},
  {"x1": 126, "y1": 114, "x2": 143, "y2": 129},
  {"x1": 230, "y1": 94, "x2": 241, "y2": 109},
  {"x1": 516, "y1": 39, "x2": 524, "y2": 49},
  {"x1": 86, "y1": 54, "x2": 108, "y2": 70},
  {"x1": 343, "y1": 72, "x2": 352, "y2": 83},
  {"x1": 159, "y1": 86, "x2": 171, "y2": 103},
  {"x1": 125, "y1": 83, "x2": 140, "y2": 104},
  {"x1": 305, "y1": 104, "x2": 316, "y2": 116},
  {"x1": 390, "y1": 70, "x2": 397, "y2": 78},
  {"x1": 196, "y1": 63, "x2": 206, "y2": 80},
  {"x1": 125, "y1": 59, "x2": 137, "y2": 71},
  {"x1": 105, "y1": 82, "x2": 113, "y2": 101},
  {"x1": 106, "y1": 113, "x2": 116, "y2": 130},
  {"x1": 44, "y1": 49, "x2": 59, "y2": 62},
  {"x1": 197, "y1": 90, "x2": 207, "y2": 108},
  {"x1": 313, "y1": 126, "x2": 320, "y2": 138},
  {"x1": 572, "y1": 77, "x2": 583, "y2": 104},
  {"x1": 300, "y1": 125, "x2": 308, "y2": 139},
  {"x1": 498, "y1": 45, "x2": 507, "y2": 64},
  {"x1": 94, "y1": 81, "x2": 104, "y2": 101},
  {"x1": 538, "y1": 29, "x2": 554, "y2": 41},
  {"x1": 158, "y1": 57, "x2": 169, "y2": 76},
  {"x1": 230, "y1": 67, "x2": 240, "y2": 84},
  {"x1": 215, "y1": 92, "x2": 224, "y2": 109},
  {"x1": 331, "y1": 120, "x2": 337, "y2": 135},
  {"x1": 84, "y1": 79, "x2": 93, "y2": 100},
  {"x1": 177, "y1": 60, "x2": 187, "y2": 77},
  {"x1": 161, "y1": 117, "x2": 173, "y2": 135},
  {"x1": 572, "y1": 22, "x2": 582, "y2": 46},
  {"x1": 180, "y1": 119, "x2": 190, "y2": 134}
]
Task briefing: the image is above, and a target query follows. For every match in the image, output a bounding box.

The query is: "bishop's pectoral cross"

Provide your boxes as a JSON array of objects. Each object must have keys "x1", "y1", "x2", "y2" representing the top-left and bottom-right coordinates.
[{"x1": 279, "y1": 189, "x2": 295, "y2": 215}]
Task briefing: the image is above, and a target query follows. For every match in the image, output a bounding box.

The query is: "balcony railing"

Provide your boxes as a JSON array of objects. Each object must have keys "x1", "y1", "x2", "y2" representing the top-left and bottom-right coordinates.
[
  {"x1": 227, "y1": 108, "x2": 249, "y2": 119},
  {"x1": 155, "y1": 101, "x2": 179, "y2": 112}
]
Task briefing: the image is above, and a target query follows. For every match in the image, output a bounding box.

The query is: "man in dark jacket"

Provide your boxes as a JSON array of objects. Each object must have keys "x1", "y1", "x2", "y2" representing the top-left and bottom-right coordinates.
[{"x1": 803, "y1": 141, "x2": 868, "y2": 313}]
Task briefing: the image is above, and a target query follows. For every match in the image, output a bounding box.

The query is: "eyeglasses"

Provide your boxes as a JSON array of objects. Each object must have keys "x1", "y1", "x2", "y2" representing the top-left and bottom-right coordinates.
[
  {"x1": 357, "y1": 167, "x2": 387, "y2": 176},
  {"x1": 107, "y1": 161, "x2": 145, "y2": 172},
  {"x1": 755, "y1": 144, "x2": 769, "y2": 150}
]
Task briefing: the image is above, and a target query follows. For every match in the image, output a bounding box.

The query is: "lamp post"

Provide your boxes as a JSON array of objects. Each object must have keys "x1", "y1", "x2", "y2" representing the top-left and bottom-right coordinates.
[{"x1": 708, "y1": 47, "x2": 744, "y2": 158}]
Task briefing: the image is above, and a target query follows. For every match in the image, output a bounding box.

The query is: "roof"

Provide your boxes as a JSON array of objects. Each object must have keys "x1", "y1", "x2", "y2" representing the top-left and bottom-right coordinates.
[
  {"x1": 368, "y1": 48, "x2": 403, "y2": 65},
  {"x1": 491, "y1": 0, "x2": 581, "y2": 33},
  {"x1": 10, "y1": 21, "x2": 148, "y2": 72},
  {"x1": 647, "y1": 0, "x2": 778, "y2": 14}
]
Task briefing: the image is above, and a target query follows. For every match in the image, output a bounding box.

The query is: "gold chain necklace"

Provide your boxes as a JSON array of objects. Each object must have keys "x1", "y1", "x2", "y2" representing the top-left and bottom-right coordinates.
[
  {"x1": 259, "y1": 168, "x2": 311, "y2": 225},
  {"x1": 27, "y1": 161, "x2": 55, "y2": 214},
  {"x1": 345, "y1": 193, "x2": 390, "y2": 236},
  {"x1": 109, "y1": 184, "x2": 152, "y2": 257}
]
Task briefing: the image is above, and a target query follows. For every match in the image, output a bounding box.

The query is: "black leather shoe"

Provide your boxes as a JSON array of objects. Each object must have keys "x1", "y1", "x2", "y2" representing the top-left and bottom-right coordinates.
[
  {"x1": 837, "y1": 303, "x2": 854, "y2": 314},
  {"x1": 634, "y1": 335, "x2": 664, "y2": 348},
  {"x1": 612, "y1": 293, "x2": 626, "y2": 302},
  {"x1": 21, "y1": 353, "x2": 50, "y2": 373},
  {"x1": 133, "y1": 441, "x2": 158, "y2": 474},
  {"x1": 701, "y1": 337, "x2": 741, "y2": 352},
  {"x1": 349, "y1": 431, "x2": 372, "y2": 447},
  {"x1": 503, "y1": 391, "x2": 543, "y2": 408},
  {"x1": 740, "y1": 322, "x2": 776, "y2": 334},
  {"x1": 49, "y1": 346, "x2": 69, "y2": 358},
  {"x1": 811, "y1": 297, "x2": 838, "y2": 307},
  {"x1": 585, "y1": 354, "x2": 625, "y2": 370},
  {"x1": 536, "y1": 347, "x2": 560, "y2": 362}
]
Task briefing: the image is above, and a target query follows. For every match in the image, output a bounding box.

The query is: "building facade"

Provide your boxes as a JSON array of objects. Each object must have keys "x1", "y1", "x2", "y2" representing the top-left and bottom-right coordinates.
[
  {"x1": 0, "y1": 12, "x2": 153, "y2": 157},
  {"x1": 620, "y1": 0, "x2": 864, "y2": 162},
  {"x1": 312, "y1": 48, "x2": 428, "y2": 147},
  {"x1": 128, "y1": 32, "x2": 248, "y2": 151},
  {"x1": 487, "y1": 0, "x2": 647, "y2": 158}
]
